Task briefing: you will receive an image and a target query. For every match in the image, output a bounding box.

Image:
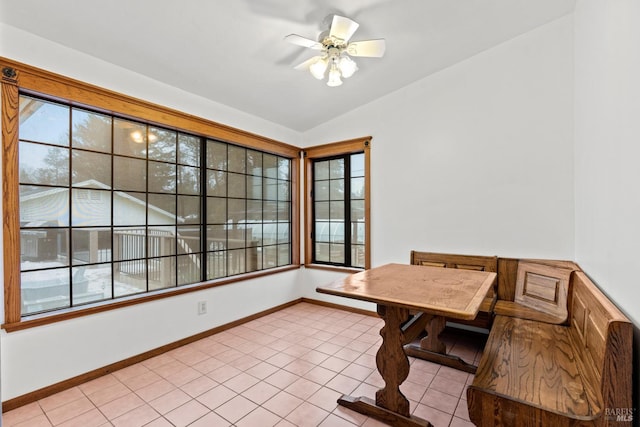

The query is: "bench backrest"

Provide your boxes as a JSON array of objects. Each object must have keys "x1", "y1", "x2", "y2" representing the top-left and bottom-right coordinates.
[
  {"x1": 569, "y1": 271, "x2": 633, "y2": 418},
  {"x1": 411, "y1": 251, "x2": 497, "y2": 295},
  {"x1": 513, "y1": 261, "x2": 574, "y2": 323}
]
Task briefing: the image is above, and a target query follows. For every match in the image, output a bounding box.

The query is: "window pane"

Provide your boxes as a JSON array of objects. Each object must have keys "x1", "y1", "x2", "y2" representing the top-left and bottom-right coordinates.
[
  {"x1": 264, "y1": 201, "x2": 277, "y2": 222},
  {"x1": 114, "y1": 260, "x2": 146, "y2": 297},
  {"x1": 114, "y1": 156, "x2": 146, "y2": 191},
  {"x1": 247, "y1": 200, "x2": 262, "y2": 222},
  {"x1": 264, "y1": 154, "x2": 278, "y2": 179},
  {"x1": 277, "y1": 223, "x2": 290, "y2": 244},
  {"x1": 351, "y1": 200, "x2": 364, "y2": 221},
  {"x1": 264, "y1": 178, "x2": 278, "y2": 200},
  {"x1": 114, "y1": 192, "x2": 145, "y2": 226},
  {"x1": 178, "y1": 165, "x2": 200, "y2": 195},
  {"x1": 263, "y1": 245, "x2": 278, "y2": 269},
  {"x1": 315, "y1": 161, "x2": 329, "y2": 180},
  {"x1": 228, "y1": 173, "x2": 246, "y2": 198},
  {"x1": 228, "y1": 146, "x2": 246, "y2": 173},
  {"x1": 20, "y1": 142, "x2": 69, "y2": 186},
  {"x1": 177, "y1": 226, "x2": 201, "y2": 255},
  {"x1": 315, "y1": 221, "x2": 330, "y2": 242},
  {"x1": 72, "y1": 189, "x2": 112, "y2": 226},
  {"x1": 228, "y1": 226, "x2": 246, "y2": 249},
  {"x1": 315, "y1": 243, "x2": 329, "y2": 263},
  {"x1": 277, "y1": 244, "x2": 290, "y2": 266},
  {"x1": 21, "y1": 268, "x2": 70, "y2": 315},
  {"x1": 207, "y1": 250, "x2": 227, "y2": 279},
  {"x1": 72, "y1": 150, "x2": 111, "y2": 188},
  {"x1": 148, "y1": 127, "x2": 177, "y2": 162},
  {"x1": 206, "y1": 140, "x2": 227, "y2": 170},
  {"x1": 20, "y1": 185, "x2": 69, "y2": 227},
  {"x1": 315, "y1": 202, "x2": 329, "y2": 220},
  {"x1": 72, "y1": 228, "x2": 111, "y2": 264},
  {"x1": 247, "y1": 150, "x2": 262, "y2": 176},
  {"x1": 329, "y1": 158, "x2": 344, "y2": 179},
  {"x1": 228, "y1": 248, "x2": 247, "y2": 275},
  {"x1": 352, "y1": 222, "x2": 365, "y2": 244},
  {"x1": 330, "y1": 222, "x2": 344, "y2": 243},
  {"x1": 263, "y1": 223, "x2": 277, "y2": 245},
  {"x1": 114, "y1": 119, "x2": 147, "y2": 158},
  {"x1": 247, "y1": 175, "x2": 262, "y2": 199},
  {"x1": 148, "y1": 194, "x2": 176, "y2": 224},
  {"x1": 148, "y1": 226, "x2": 176, "y2": 257},
  {"x1": 72, "y1": 109, "x2": 111, "y2": 152},
  {"x1": 351, "y1": 177, "x2": 365, "y2": 199},
  {"x1": 113, "y1": 227, "x2": 146, "y2": 261},
  {"x1": 19, "y1": 96, "x2": 69, "y2": 146},
  {"x1": 207, "y1": 170, "x2": 227, "y2": 196},
  {"x1": 278, "y1": 181, "x2": 289, "y2": 201},
  {"x1": 148, "y1": 161, "x2": 176, "y2": 193},
  {"x1": 73, "y1": 264, "x2": 112, "y2": 305},
  {"x1": 207, "y1": 197, "x2": 227, "y2": 224},
  {"x1": 248, "y1": 223, "x2": 262, "y2": 246},
  {"x1": 329, "y1": 179, "x2": 344, "y2": 200},
  {"x1": 246, "y1": 247, "x2": 260, "y2": 272},
  {"x1": 177, "y1": 254, "x2": 201, "y2": 285},
  {"x1": 351, "y1": 153, "x2": 365, "y2": 177},
  {"x1": 21, "y1": 229, "x2": 69, "y2": 270},
  {"x1": 178, "y1": 134, "x2": 200, "y2": 166},
  {"x1": 148, "y1": 257, "x2": 176, "y2": 290},
  {"x1": 177, "y1": 195, "x2": 200, "y2": 224},
  {"x1": 278, "y1": 202, "x2": 290, "y2": 222},
  {"x1": 228, "y1": 199, "x2": 246, "y2": 223},
  {"x1": 314, "y1": 180, "x2": 329, "y2": 201},
  {"x1": 278, "y1": 158, "x2": 290, "y2": 180},
  {"x1": 329, "y1": 201, "x2": 344, "y2": 220},
  {"x1": 351, "y1": 245, "x2": 365, "y2": 268},
  {"x1": 330, "y1": 244, "x2": 345, "y2": 263},
  {"x1": 206, "y1": 225, "x2": 226, "y2": 251}
]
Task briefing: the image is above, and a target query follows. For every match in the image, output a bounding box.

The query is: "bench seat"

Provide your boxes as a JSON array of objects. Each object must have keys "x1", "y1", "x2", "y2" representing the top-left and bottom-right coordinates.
[{"x1": 469, "y1": 315, "x2": 598, "y2": 424}]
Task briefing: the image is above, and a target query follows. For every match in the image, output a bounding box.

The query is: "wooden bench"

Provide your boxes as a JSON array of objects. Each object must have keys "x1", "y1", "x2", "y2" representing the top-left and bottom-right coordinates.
[{"x1": 467, "y1": 271, "x2": 633, "y2": 426}]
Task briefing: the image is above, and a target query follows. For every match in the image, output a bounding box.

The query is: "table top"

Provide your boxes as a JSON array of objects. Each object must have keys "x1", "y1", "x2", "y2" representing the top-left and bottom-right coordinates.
[{"x1": 316, "y1": 263, "x2": 497, "y2": 320}]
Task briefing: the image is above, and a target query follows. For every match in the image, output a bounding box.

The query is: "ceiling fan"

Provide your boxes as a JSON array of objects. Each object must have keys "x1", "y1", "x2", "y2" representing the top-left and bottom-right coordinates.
[{"x1": 285, "y1": 15, "x2": 386, "y2": 87}]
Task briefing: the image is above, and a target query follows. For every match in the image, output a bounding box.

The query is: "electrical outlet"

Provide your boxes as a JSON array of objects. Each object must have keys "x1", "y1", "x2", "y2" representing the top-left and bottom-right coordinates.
[{"x1": 197, "y1": 301, "x2": 207, "y2": 315}]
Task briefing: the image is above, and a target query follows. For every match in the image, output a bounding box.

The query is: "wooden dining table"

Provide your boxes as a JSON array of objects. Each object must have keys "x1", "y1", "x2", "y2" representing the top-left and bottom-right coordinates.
[{"x1": 316, "y1": 263, "x2": 497, "y2": 427}]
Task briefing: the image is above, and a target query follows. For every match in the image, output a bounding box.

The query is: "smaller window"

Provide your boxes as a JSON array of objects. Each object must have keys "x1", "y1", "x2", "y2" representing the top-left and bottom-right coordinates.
[{"x1": 304, "y1": 137, "x2": 370, "y2": 270}]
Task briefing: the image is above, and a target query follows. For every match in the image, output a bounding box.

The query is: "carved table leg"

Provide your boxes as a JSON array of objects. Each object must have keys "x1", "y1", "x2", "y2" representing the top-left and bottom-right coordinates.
[
  {"x1": 337, "y1": 304, "x2": 432, "y2": 427},
  {"x1": 404, "y1": 313, "x2": 477, "y2": 373}
]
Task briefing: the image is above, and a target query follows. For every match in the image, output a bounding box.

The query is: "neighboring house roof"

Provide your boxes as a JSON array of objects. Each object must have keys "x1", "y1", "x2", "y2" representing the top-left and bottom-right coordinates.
[{"x1": 20, "y1": 179, "x2": 181, "y2": 223}]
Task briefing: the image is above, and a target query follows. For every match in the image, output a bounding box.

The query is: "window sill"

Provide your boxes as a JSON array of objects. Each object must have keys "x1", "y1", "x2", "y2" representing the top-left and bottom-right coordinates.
[
  {"x1": 303, "y1": 263, "x2": 364, "y2": 274},
  {"x1": 2, "y1": 264, "x2": 301, "y2": 333}
]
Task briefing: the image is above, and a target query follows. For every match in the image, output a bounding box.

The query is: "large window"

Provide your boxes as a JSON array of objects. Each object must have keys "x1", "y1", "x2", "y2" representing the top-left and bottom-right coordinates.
[
  {"x1": 304, "y1": 138, "x2": 370, "y2": 270},
  {"x1": 1, "y1": 59, "x2": 299, "y2": 330},
  {"x1": 17, "y1": 95, "x2": 292, "y2": 316}
]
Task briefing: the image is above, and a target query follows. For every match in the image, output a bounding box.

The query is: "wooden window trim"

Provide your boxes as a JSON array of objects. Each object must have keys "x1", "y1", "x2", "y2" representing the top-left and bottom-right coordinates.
[
  {"x1": 1, "y1": 58, "x2": 301, "y2": 331},
  {"x1": 303, "y1": 136, "x2": 371, "y2": 270}
]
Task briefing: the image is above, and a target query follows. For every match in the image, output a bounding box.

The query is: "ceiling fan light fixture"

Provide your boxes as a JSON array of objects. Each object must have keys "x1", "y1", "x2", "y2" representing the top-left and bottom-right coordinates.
[
  {"x1": 338, "y1": 55, "x2": 358, "y2": 78},
  {"x1": 309, "y1": 57, "x2": 328, "y2": 79},
  {"x1": 327, "y1": 65, "x2": 343, "y2": 87}
]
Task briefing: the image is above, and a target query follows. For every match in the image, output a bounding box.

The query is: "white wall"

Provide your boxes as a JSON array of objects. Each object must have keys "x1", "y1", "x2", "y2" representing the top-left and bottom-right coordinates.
[
  {"x1": 302, "y1": 16, "x2": 575, "y2": 304},
  {"x1": 0, "y1": 23, "x2": 304, "y2": 401},
  {"x1": 573, "y1": 0, "x2": 640, "y2": 412}
]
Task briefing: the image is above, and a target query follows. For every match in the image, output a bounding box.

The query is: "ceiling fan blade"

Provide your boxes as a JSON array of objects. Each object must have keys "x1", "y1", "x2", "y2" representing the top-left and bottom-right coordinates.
[
  {"x1": 294, "y1": 56, "x2": 323, "y2": 70},
  {"x1": 329, "y1": 15, "x2": 359, "y2": 43},
  {"x1": 284, "y1": 34, "x2": 323, "y2": 50},
  {"x1": 346, "y1": 39, "x2": 386, "y2": 57}
]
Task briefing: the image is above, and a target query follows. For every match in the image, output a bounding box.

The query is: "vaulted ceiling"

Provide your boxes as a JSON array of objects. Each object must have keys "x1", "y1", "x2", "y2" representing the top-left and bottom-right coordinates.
[{"x1": 1, "y1": 0, "x2": 575, "y2": 132}]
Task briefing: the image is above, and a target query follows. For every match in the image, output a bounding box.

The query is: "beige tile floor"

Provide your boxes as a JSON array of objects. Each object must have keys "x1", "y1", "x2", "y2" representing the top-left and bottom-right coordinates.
[{"x1": 4, "y1": 302, "x2": 484, "y2": 427}]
